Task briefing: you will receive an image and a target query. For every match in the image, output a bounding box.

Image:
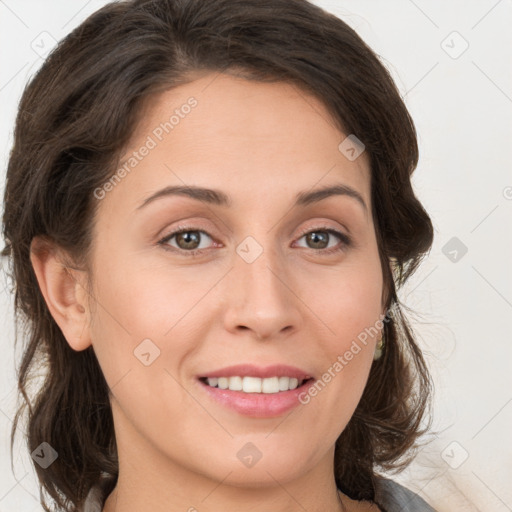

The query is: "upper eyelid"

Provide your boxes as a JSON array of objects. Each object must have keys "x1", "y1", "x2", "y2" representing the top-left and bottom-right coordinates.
[
  {"x1": 160, "y1": 221, "x2": 348, "y2": 238},
  {"x1": 158, "y1": 223, "x2": 350, "y2": 249},
  {"x1": 158, "y1": 226, "x2": 213, "y2": 243}
]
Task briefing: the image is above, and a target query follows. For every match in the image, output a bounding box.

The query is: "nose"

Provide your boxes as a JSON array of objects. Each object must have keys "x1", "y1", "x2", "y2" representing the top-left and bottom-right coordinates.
[{"x1": 221, "y1": 238, "x2": 303, "y2": 341}]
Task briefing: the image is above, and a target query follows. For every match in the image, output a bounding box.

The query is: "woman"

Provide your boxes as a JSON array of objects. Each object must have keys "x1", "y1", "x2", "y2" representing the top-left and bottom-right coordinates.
[{"x1": 2, "y1": 0, "x2": 436, "y2": 510}]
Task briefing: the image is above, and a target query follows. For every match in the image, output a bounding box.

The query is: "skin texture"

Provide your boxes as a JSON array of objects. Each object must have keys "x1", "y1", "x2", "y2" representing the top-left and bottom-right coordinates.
[{"x1": 30, "y1": 73, "x2": 384, "y2": 512}]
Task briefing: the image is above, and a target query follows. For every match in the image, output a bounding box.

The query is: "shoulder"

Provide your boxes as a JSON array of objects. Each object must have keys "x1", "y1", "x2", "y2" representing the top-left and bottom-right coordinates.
[{"x1": 374, "y1": 476, "x2": 437, "y2": 512}]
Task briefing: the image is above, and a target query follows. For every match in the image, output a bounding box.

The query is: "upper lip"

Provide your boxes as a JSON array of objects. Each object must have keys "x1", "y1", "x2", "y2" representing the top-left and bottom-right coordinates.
[{"x1": 198, "y1": 364, "x2": 314, "y2": 380}]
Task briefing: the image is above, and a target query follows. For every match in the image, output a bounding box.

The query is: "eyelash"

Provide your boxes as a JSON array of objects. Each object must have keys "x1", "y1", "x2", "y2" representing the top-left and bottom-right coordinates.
[{"x1": 157, "y1": 224, "x2": 352, "y2": 257}]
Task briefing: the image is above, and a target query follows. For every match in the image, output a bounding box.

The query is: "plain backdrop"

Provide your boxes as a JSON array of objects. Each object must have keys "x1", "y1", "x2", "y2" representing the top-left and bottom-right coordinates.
[{"x1": 1, "y1": 1, "x2": 511, "y2": 511}]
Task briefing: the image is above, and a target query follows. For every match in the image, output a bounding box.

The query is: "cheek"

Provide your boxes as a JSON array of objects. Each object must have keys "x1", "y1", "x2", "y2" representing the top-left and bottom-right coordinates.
[
  {"x1": 87, "y1": 260, "x2": 199, "y2": 433},
  {"x1": 90, "y1": 244, "x2": 201, "y2": 337},
  {"x1": 295, "y1": 255, "x2": 383, "y2": 402},
  {"x1": 87, "y1": 251, "x2": 187, "y2": 388},
  {"x1": 297, "y1": 253, "x2": 383, "y2": 345},
  {"x1": 87, "y1": 245, "x2": 224, "y2": 396}
]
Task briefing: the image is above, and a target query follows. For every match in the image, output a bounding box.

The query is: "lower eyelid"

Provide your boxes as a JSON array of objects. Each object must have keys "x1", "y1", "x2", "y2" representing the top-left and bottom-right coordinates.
[{"x1": 158, "y1": 227, "x2": 351, "y2": 254}]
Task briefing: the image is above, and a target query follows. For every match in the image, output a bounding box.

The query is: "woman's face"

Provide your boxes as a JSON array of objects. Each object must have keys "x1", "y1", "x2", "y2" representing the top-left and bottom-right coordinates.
[{"x1": 84, "y1": 73, "x2": 385, "y2": 488}]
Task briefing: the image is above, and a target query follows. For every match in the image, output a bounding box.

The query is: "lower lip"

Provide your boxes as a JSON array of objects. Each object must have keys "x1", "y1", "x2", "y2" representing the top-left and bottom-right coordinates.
[{"x1": 197, "y1": 378, "x2": 315, "y2": 418}]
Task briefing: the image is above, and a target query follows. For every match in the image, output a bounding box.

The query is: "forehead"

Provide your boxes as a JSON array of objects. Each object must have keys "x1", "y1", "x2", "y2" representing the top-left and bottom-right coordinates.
[{"x1": 104, "y1": 73, "x2": 372, "y2": 216}]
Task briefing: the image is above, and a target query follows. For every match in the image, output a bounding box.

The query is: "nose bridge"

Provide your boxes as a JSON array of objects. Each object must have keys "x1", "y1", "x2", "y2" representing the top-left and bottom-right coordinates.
[
  {"x1": 235, "y1": 232, "x2": 287, "y2": 305},
  {"x1": 223, "y1": 231, "x2": 301, "y2": 338}
]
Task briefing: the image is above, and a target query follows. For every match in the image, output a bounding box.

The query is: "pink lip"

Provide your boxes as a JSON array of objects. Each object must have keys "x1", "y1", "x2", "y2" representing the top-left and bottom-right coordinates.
[
  {"x1": 198, "y1": 364, "x2": 313, "y2": 380},
  {"x1": 196, "y1": 364, "x2": 316, "y2": 418},
  {"x1": 197, "y1": 378, "x2": 315, "y2": 418}
]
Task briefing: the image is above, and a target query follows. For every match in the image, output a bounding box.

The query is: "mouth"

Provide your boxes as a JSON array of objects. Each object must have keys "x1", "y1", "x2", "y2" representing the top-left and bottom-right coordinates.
[
  {"x1": 195, "y1": 364, "x2": 316, "y2": 418},
  {"x1": 198, "y1": 375, "x2": 315, "y2": 394}
]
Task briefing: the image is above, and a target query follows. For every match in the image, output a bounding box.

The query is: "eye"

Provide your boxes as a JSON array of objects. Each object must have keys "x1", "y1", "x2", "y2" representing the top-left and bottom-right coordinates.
[
  {"x1": 294, "y1": 227, "x2": 352, "y2": 254},
  {"x1": 157, "y1": 225, "x2": 352, "y2": 257},
  {"x1": 158, "y1": 226, "x2": 217, "y2": 256}
]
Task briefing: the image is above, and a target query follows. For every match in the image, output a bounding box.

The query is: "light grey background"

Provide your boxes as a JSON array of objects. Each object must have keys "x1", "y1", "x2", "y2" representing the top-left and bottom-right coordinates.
[{"x1": 1, "y1": 1, "x2": 511, "y2": 510}]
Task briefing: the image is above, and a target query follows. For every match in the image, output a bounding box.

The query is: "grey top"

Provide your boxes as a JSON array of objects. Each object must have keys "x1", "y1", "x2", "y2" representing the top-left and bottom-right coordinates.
[
  {"x1": 82, "y1": 473, "x2": 436, "y2": 512},
  {"x1": 374, "y1": 477, "x2": 436, "y2": 511}
]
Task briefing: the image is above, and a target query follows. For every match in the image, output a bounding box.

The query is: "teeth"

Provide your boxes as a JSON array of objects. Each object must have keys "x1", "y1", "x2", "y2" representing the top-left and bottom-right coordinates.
[
  {"x1": 289, "y1": 377, "x2": 299, "y2": 390},
  {"x1": 279, "y1": 376, "x2": 290, "y2": 391},
  {"x1": 261, "y1": 376, "x2": 279, "y2": 393},
  {"x1": 205, "y1": 376, "x2": 305, "y2": 393},
  {"x1": 228, "y1": 376, "x2": 243, "y2": 391},
  {"x1": 243, "y1": 376, "x2": 262, "y2": 393},
  {"x1": 217, "y1": 377, "x2": 229, "y2": 389}
]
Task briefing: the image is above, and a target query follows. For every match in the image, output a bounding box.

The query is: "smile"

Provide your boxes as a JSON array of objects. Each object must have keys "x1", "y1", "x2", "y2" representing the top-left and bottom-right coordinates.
[{"x1": 200, "y1": 375, "x2": 311, "y2": 393}]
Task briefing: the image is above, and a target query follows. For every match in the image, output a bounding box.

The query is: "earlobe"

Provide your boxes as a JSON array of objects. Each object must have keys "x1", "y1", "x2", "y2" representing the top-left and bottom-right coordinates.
[{"x1": 29, "y1": 236, "x2": 92, "y2": 352}]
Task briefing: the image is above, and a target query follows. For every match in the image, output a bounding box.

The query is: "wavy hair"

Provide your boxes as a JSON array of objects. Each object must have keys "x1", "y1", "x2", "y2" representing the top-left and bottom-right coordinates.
[{"x1": 2, "y1": 0, "x2": 434, "y2": 509}]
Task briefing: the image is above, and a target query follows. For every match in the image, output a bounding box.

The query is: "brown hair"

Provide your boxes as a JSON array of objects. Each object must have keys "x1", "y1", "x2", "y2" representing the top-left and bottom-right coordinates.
[{"x1": 2, "y1": 0, "x2": 434, "y2": 509}]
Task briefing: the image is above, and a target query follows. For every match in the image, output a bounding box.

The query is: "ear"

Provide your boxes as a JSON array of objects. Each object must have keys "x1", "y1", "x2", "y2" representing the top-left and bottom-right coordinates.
[{"x1": 29, "y1": 236, "x2": 92, "y2": 351}]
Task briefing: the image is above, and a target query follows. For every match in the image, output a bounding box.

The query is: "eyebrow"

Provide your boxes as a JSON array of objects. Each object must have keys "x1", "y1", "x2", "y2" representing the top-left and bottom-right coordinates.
[{"x1": 136, "y1": 183, "x2": 367, "y2": 212}]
